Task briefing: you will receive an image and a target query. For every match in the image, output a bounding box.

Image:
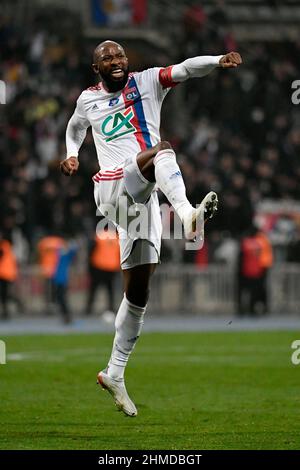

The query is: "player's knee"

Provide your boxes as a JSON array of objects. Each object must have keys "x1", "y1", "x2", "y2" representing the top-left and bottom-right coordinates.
[
  {"x1": 153, "y1": 141, "x2": 175, "y2": 166},
  {"x1": 157, "y1": 141, "x2": 172, "y2": 152},
  {"x1": 126, "y1": 286, "x2": 149, "y2": 308}
]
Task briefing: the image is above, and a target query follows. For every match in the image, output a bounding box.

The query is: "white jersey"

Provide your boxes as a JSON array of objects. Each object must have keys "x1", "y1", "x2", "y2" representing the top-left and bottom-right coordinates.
[
  {"x1": 66, "y1": 56, "x2": 223, "y2": 169},
  {"x1": 68, "y1": 67, "x2": 176, "y2": 170}
]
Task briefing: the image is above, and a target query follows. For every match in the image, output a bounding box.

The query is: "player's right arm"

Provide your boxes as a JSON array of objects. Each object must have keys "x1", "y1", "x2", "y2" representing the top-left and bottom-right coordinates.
[{"x1": 61, "y1": 95, "x2": 90, "y2": 176}]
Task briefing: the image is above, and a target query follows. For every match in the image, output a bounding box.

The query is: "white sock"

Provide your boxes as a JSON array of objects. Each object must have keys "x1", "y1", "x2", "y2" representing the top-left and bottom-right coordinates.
[
  {"x1": 153, "y1": 149, "x2": 193, "y2": 222},
  {"x1": 107, "y1": 294, "x2": 146, "y2": 380}
]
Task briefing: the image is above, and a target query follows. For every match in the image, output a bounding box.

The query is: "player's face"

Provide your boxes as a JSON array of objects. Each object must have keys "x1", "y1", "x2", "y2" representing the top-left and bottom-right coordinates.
[{"x1": 94, "y1": 44, "x2": 129, "y2": 92}]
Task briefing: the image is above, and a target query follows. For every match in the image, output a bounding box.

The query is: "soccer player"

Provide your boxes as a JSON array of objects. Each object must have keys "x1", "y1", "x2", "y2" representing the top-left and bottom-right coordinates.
[{"x1": 61, "y1": 41, "x2": 242, "y2": 416}]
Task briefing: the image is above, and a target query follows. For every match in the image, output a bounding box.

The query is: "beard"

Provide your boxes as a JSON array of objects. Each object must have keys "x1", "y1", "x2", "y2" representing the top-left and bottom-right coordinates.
[{"x1": 100, "y1": 67, "x2": 129, "y2": 93}]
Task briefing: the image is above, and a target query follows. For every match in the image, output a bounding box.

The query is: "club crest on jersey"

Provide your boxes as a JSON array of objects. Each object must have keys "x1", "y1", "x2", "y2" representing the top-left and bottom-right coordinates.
[
  {"x1": 101, "y1": 106, "x2": 136, "y2": 142},
  {"x1": 125, "y1": 87, "x2": 139, "y2": 101}
]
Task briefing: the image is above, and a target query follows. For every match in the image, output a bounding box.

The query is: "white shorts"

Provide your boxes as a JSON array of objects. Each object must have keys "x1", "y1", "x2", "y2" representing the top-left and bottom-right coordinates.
[{"x1": 93, "y1": 154, "x2": 162, "y2": 270}]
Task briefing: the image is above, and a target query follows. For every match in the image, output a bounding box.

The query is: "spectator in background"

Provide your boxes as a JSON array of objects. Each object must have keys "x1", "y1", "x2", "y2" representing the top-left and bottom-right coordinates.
[
  {"x1": 52, "y1": 239, "x2": 77, "y2": 324},
  {"x1": 37, "y1": 234, "x2": 65, "y2": 314},
  {"x1": 85, "y1": 227, "x2": 120, "y2": 317},
  {"x1": 237, "y1": 224, "x2": 272, "y2": 316},
  {"x1": 256, "y1": 229, "x2": 273, "y2": 314},
  {"x1": 0, "y1": 234, "x2": 20, "y2": 320}
]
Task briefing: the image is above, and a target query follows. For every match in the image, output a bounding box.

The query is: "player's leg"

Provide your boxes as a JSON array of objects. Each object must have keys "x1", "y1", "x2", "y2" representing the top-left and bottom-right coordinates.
[
  {"x1": 96, "y1": 198, "x2": 160, "y2": 418},
  {"x1": 102, "y1": 263, "x2": 154, "y2": 379},
  {"x1": 97, "y1": 262, "x2": 155, "y2": 417},
  {"x1": 138, "y1": 140, "x2": 192, "y2": 223},
  {"x1": 123, "y1": 262, "x2": 156, "y2": 306},
  {"x1": 136, "y1": 141, "x2": 218, "y2": 239}
]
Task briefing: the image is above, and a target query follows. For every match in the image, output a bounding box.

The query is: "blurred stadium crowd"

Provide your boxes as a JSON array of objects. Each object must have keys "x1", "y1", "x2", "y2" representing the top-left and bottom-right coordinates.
[{"x1": 1, "y1": 2, "x2": 300, "y2": 316}]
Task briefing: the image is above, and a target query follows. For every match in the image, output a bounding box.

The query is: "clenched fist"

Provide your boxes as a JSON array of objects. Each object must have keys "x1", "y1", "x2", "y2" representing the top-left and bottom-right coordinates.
[
  {"x1": 219, "y1": 52, "x2": 242, "y2": 69},
  {"x1": 60, "y1": 156, "x2": 79, "y2": 176}
]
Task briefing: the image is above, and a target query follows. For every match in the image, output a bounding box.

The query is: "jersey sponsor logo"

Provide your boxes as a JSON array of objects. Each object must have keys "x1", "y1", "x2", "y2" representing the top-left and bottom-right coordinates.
[
  {"x1": 109, "y1": 97, "x2": 120, "y2": 107},
  {"x1": 101, "y1": 106, "x2": 136, "y2": 142},
  {"x1": 91, "y1": 103, "x2": 99, "y2": 111}
]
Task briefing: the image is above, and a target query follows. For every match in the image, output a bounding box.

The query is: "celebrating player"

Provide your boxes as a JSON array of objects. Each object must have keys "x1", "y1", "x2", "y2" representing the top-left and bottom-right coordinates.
[{"x1": 61, "y1": 41, "x2": 242, "y2": 416}]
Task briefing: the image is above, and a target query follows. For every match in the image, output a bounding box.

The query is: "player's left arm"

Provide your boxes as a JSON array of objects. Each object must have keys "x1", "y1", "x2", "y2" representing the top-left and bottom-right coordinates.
[
  {"x1": 159, "y1": 52, "x2": 242, "y2": 87},
  {"x1": 61, "y1": 94, "x2": 90, "y2": 176}
]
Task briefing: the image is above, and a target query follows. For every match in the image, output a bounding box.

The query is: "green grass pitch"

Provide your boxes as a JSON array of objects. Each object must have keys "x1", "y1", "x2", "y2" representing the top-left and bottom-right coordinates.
[{"x1": 0, "y1": 330, "x2": 300, "y2": 450}]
